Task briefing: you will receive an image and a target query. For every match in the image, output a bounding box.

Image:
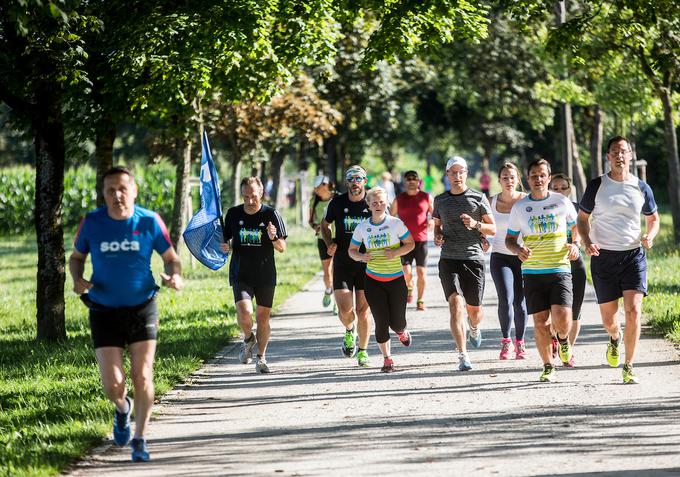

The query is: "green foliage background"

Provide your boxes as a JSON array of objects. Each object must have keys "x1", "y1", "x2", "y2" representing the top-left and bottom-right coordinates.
[{"x1": 0, "y1": 164, "x2": 176, "y2": 234}]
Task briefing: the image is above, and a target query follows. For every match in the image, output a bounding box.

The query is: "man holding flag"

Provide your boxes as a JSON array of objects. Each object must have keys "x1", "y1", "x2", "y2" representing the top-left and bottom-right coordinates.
[{"x1": 220, "y1": 177, "x2": 287, "y2": 374}]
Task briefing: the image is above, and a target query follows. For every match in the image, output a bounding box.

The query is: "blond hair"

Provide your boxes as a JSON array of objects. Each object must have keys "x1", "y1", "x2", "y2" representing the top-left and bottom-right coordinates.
[{"x1": 366, "y1": 186, "x2": 387, "y2": 203}]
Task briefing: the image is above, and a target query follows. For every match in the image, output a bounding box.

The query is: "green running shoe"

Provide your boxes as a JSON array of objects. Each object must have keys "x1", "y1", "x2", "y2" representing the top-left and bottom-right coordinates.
[
  {"x1": 557, "y1": 340, "x2": 572, "y2": 364},
  {"x1": 539, "y1": 364, "x2": 556, "y2": 383},
  {"x1": 357, "y1": 350, "x2": 369, "y2": 367},
  {"x1": 341, "y1": 328, "x2": 357, "y2": 358},
  {"x1": 322, "y1": 290, "x2": 332, "y2": 308},
  {"x1": 622, "y1": 364, "x2": 639, "y2": 384},
  {"x1": 606, "y1": 339, "x2": 621, "y2": 368}
]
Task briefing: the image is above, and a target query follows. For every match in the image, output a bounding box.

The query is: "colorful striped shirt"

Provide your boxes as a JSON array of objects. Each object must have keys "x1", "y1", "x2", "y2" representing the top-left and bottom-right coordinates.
[
  {"x1": 351, "y1": 215, "x2": 410, "y2": 281},
  {"x1": 507, "y1": 192, "x2": 577, "y2": 275}
]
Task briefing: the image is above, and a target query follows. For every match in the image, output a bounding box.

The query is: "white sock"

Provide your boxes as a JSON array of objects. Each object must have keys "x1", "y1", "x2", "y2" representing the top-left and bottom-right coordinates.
[{"x1": 325, "y1": 287, "x2": 332, "y2": 294}]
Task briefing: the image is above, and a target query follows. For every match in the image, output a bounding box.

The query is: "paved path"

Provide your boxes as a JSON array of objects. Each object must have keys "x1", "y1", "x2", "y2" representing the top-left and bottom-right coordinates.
[{"x1": 70, "y1": 244, "x2": 680, "y2": 476}]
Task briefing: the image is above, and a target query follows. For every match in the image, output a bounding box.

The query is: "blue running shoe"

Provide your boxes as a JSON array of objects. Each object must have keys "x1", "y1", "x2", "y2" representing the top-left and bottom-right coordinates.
[
  {"x1": 458, "y1": 353, "x2": 472, "y2": 371},
  {"x1": 467, "y1": 317, "x2": 482, "y2": 348},
  {"x1": 113, "y1": 396, "x2": 132, "y2": 447},
  {"x1": 130, "y1": 438, "x2": 150, "y2": 462}
]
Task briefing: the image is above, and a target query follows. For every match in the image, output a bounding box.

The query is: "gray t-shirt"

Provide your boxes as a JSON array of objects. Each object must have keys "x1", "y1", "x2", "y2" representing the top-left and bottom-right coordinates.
[{"x1": 433, "y1": 188, "x2": 492, "y2": 260}]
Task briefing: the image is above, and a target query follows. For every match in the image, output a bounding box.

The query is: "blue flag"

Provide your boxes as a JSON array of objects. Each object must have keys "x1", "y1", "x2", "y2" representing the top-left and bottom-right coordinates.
[{"x1": 183, "y1": 131, "x2": 228, "y2": 270}]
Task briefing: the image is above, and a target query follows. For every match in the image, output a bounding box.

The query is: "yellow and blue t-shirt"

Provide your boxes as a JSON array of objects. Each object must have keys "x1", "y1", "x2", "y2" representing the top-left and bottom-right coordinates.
[
  {"x1": 351, "y1": 215, "x2": 410, "y2": 281},
  {"x1": 507, "y1": 192, "x2": 577, "y2": 275}
]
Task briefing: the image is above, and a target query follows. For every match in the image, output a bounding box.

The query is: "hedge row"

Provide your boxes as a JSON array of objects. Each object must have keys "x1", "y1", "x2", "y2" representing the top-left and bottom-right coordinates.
[{"x1": 0, "y1": 164, "x2": 176, "y2": 234}]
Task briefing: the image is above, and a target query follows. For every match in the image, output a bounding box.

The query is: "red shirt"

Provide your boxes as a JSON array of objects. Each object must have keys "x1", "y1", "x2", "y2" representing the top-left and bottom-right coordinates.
[{"x1": 395, "y1": 191, "x2": 430, "y2": 242}]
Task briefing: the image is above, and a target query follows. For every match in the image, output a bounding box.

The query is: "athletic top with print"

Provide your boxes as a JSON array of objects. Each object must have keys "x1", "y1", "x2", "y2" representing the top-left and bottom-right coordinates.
[
  {"x1": 433, "y1": 188, "x2": 492, "y2": 260},
  {"x1": 507, "y1": 192, "x2": 577, "y2": 274},
  {"x1": 395, "y1": 191, "x2": 430, "y2": 242},
  {"x1": 351, "y1": 215, "x2": 411, "y2": 281},
  {"x1": 74, "y1": 206, "x2": 172, "y2": 307},
  {"x1": 324, "y1": 192, "x2": 371, "y2": 266},
  {"x1": 579, "y1": 174, "x2": 657, "y2": 251},
  {"x1": 223, "y1": 204, "x2": 287, "y2": 286}
]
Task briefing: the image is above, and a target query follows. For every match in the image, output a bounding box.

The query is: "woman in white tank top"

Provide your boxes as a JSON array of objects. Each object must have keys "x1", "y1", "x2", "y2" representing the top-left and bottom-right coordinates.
[{"x1": 489, "y1": 163, "x2": 528, "y2": 360}]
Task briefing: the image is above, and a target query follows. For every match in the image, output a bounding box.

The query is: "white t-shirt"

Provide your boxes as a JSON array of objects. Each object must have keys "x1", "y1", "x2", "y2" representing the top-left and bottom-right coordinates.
[
  {"x1": 579, "y1": 174, "x2": 657, "y2": 251},
  {"x1": 507, "y1": 192, "x2": 577, "y2": 274},
  {"x1": 351, "y1": 215, "x2": 410, "y2": 281}
]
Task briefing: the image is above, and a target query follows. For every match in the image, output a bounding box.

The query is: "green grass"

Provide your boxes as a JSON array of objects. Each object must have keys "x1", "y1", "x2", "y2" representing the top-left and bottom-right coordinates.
[
  {"x1": 0, "y1": 225, "x2": 319, "y2": 477},
  {"x1": 643, "y1": 211, "x2": 680, "y2": 342}
]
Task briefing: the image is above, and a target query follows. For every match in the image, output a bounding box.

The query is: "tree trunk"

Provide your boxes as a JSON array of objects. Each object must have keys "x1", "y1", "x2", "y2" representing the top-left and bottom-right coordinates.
[
  {"x1": 324, "y1": 135, "x2": 338, "y2": 186},
  {"x1": 170, "y1": 138, "x2": 192, "y2": 250},
  {"x1": 482, "y1": 140, "x2": 493, "y2": 172},
  {"x1": 569, "y1": 119, "x2": 587, "y2": 198},
  {"x1": 33, "y1": 89, "x2": 66, "y2": 342},
  {"x1": 559, "y1": 103, "x2": 574, "y2": 178},
  {"x1": 94, "y1": 118, "x2": 116, "y2": 207},
  {"x1": 232, "y1": 158, "x2": 242, "y2": 205},
  {"x1": 382, "y1": 146, "x2": 395, "y2": 172},
  {"x1": 660, "y1": 87, "x2": 680, "y2": 242},
  {"x1": 589, "y1": 104, "x2": 604, "y2": 178},
  {"x1": 269, "y1": 148, "x2": 286, "y2": 209}
]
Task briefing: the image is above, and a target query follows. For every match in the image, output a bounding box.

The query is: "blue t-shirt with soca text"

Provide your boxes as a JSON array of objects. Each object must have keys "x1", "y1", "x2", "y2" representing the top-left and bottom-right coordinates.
[{"x1": 74, "y1": 206, "x2": 172, "y2": 307}]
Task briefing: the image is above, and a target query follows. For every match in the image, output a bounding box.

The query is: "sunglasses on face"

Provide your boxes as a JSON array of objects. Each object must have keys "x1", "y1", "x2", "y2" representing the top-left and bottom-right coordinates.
[{"x1": 347, "y1": 176, "x2": 365, "y2": 183}]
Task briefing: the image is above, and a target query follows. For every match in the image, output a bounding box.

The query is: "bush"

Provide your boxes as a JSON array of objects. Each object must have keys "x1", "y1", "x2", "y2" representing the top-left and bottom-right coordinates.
[{"x1": 0, "y1": 164, "x2": 176, "y2": 234}]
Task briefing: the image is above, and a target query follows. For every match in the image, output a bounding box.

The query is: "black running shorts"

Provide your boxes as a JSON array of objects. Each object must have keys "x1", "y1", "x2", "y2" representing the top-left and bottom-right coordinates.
[
  {"x1": 83, "y1": 294, "x2": 158, "y2": 349},
  {"x1": 317, "y1": 238, "x2": 332, "y2": 261},
  {"x1": 438, "y1": 258, "x2": 485, "y2": 306},
  {"x1": 401, "y1": 241, "x2": 428, "y2": 267},
  {"x1": 233, "y1": 282, "x2": 276, "y2": 308},
  {"x1": 523, "y1": 273, "x2": 573, "y2": 315}
]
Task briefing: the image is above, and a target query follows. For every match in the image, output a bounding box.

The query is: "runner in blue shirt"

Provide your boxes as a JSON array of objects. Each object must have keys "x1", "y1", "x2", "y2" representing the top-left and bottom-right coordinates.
[{"x1": 69, "y1": 167, "x2": 183, "y2": 462}]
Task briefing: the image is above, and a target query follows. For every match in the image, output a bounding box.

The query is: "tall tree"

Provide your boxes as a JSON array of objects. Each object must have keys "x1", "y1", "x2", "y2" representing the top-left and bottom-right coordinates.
[{"x1": 0, "y1": 1, "x2": 98, "y2": 341}]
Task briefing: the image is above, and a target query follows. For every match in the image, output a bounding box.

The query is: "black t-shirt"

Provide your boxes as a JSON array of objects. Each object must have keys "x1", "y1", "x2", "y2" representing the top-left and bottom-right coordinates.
[
  {"x1": 223, "y1": 204, "x2": 287, "y2": 286},
  {"x1": 324, "y1": 192, "x2": 371, "y2": 266}
]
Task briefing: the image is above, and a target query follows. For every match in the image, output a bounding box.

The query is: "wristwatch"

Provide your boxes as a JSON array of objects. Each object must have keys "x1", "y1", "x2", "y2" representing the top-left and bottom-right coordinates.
[{"x1": 474, "y1": 221, "x2": 482, "y2": 231}]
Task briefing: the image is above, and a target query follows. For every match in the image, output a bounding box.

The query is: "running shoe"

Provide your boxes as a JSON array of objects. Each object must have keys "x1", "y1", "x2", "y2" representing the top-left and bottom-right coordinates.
[
  {"x1": 397, "y1": 329, "x2": 412, "y2": 347},
  {"x1": 458, "y1": 353, "x2": 472, "y2": 371},
  {"x1": 539, "y1": 363, "x2": 556, "y2": 383},
  {"x1": 357, "y1": 350, "x2": 369, "y2": 368},
  {"x1": 622, "y1": 364, "x2": 639, "y2": 384},
  {"x1": 499, "y1": 338, "x2": 512, "y2": 360},
  {"x1": 551, "y1": 337, "x2": 558, "y2": 359},
  {"x1": 563, "y1": 354, "x2": 575, "y2": 367},
  {"x1": 557, "y1": 340, "x2": 572, "y2": 364},
  {"x1": 514, "y1": 339, "x2": 527, "y2": 360},
  {"x1": 341, "y1": 328, "x2": 357, "y2": 358},
  {"x1": 130, "y1": 437, "x2": 150, "y2": 462},
  {"x1": 322, "y1": 290, "x2": 332, "y2": 308},
  {"x1": 606, "y1": 339, "x2": 621, "y2": 368},
  {"x1": 467, "y1": 317, "x2": 482, "y2": 348},
  {"x1": 112, "y1": 395, "x2": 132, "y2": 447},
  {"x1": 255, "y1": 356, "x2": 271, "y2": 374},
  {"x1": 407, "y1": 286, "x2": 414, "y2": 304},
  {"x1": 381, "y1": 356, "x2": 395, "y2": 373},
  {"x1": 239, "y1": 334, "x2": 257, "y2": 364},
  {"x1": 333, "y1": 302, "x2": 338, "y2": 315},
  {"x1": 416, "y1": 300, "x2": 426, "y2": 311}
]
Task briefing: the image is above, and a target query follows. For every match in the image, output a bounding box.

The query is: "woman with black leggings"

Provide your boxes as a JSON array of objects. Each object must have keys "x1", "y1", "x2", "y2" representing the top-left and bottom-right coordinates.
[
  {"x1": 550, "y1": 173, "x2": 586, "y2": 367},
  {"x1": 489, "y1": 163, "x2": 528, "y2": 360},
  {"x1": 349, "y1": 186, "x2": 415, "y2": 372}
]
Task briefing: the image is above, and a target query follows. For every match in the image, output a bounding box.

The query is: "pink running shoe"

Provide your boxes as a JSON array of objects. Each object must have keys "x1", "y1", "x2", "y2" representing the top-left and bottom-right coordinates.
[
  {"x1": 515, "y1": 339, "x2": 527, "y2": 360},
  {"x1": 551, "y1": 337, "x2": 558, "y2": 359},
  {"x1": 499, "y1": 338, "x2": 512, "y2": 360},
  {"x1": 397, "y1": 329, "x2": 412, "y2": 347}
]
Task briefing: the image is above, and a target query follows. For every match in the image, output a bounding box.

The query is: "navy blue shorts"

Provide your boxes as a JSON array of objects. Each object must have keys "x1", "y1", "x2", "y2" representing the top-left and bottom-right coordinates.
[{"x1": 591, "y1": 247, "x2": 647, "y2": 304}]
